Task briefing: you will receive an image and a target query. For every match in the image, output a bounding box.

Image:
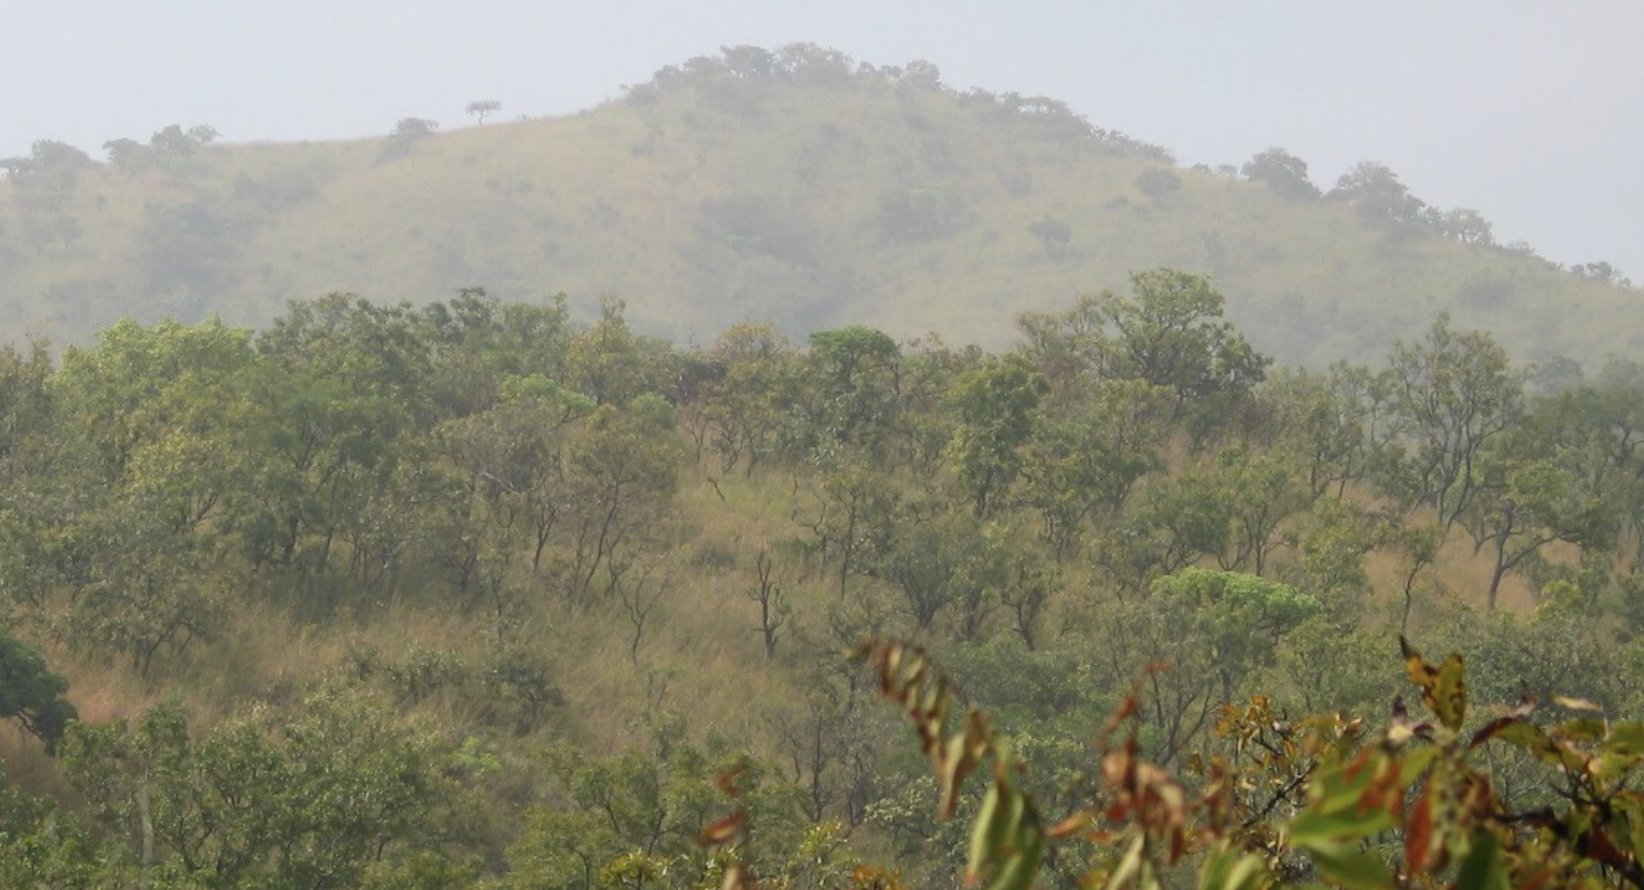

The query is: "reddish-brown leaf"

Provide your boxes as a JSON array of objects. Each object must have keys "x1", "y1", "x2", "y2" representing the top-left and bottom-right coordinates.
[
  {"x1": 1406, "y1": 789, "x2": 1435, "y2": 874},
  {"x1": 1045, "y1": 812, "x2": 1092, "y2": 840},
  {"x1": 699, "y1": 811, "x2": 745, "y2": 847}
]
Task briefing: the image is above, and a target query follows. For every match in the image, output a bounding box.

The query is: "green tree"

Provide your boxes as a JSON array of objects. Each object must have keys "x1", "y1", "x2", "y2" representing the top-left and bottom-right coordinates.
[
  {"x1": 0, "y1": 625, "x2": 77, "y2": 750},
  {"x1": 64, "y1": 690, "x2": 454, "y2": 890},
  {"x1": 794, "y1": 458, "x2": 899, "y2": 597},
  {"x1": 1212, "y1": 447, "x2": 1309, "y2": 577},
  {"x1": 1330, "y1": 160, "x2": 1427, "y2": 226},
  {"x1": 1150, "y1": 568, "x2": 1320, "y2": 702},
  {"x1": 803, "y1": 327, "x2": 903, "y2": 460},
  {"x1": 380, "y1": 118, "x2": 439, "y2": 160},
  {"x1": 1241, "y1": 147, "x2": 1320, "y2": 200},
  {"x1": 0, "y1": 772, "x2": 99, "y2": 889},
  {"x1": 944, "y1": 354, "x2": 1046, "y2": 517},
  {"x1": 1465, "y1": 452, "x2": 1608, "y2": 611},
  {"x1": 859, "y1": 502, "x2": 978, "y2": 632},
  {"x1": 1022, "y1": 270, "x2": 1268, "y2": 431},
  {"x1": 1017, "y1": 379, "x2": 1167, "y2": 560},
  {"x1": 561, "y1": 395, "x2": 681, "y2": 599},
  {"x1": 701, "y1": 322, "x2": 800, "y2": 475},
  {"x1": 566, "y1": 299, "x2": 663, "y2": 408},
  {"x1": 1133, "y1": 168, "x2": 1181, "y2": 201},
  {"x1": 1386, "y1": 314, "x2": 1524, "y2": 532}
]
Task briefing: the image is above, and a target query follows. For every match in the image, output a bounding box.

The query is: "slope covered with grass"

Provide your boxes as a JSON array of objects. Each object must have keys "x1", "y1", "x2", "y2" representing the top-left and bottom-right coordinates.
[{"x1": 1, "y1": 46, "x2": 1636, "y2": 368}]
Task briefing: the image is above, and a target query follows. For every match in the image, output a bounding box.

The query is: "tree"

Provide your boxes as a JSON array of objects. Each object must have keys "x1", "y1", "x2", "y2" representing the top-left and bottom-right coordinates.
[
  {"x1": 1028, "y1": 215, "x2": 1071, "y2": 258},
  {"x1": 720, "y1": 45, "x2": 776, "y2": 78},
  {"x1": 103, "y1": 137, "x2": 150, "y2": 171},
  {"x1": 60, "y1": 502, "x2": 228, "y2": 674},
  {"x1": 803, "y1": 327, "x2": 903, "y2": 459},
  {"x1": 466, "y1": 100, "x2": 502, "y2": 124},
  {"x1": 1438, "y1": 207, "x2": 1494, "y2": 246},
  {"x1": 380, "y1": 118, "x2": 439, "y2": 160},
  {"x1": 0, "y1": 626, "x2": 77, "y2": 751},
  {"x1": 1571, "y1": 261, "x2": 1630, "y2": 287},
  {"x1": 747, "y1": 546, "x2": 789, "y2": 659},
  {"x1": 1212, "y1": 447, "x2": 1308, "y2": 577},
  {"x1": 1150, "y1": 568, "x2": 1320, "y2": 703},
  {"x1": 976, "y1": 525, "x2": 1056, "y2": 650},
  {"x1": 1263, "y1": 368, "x2": 1370, "y2": 498},
  {"x1": 860, "y1": 503, "x2": 981, "y2": 631},
  {"x1": 702, "y1": 322, "x2": 799, "y2": 475},
  {"x1": 1018, "y1": 380, "x2": 1167, "y2": 560},
  {"x1": 561, "y1": 395, "x2": 680, "y2": 600},
  {"x1": 1241, "y1": 147, "x2": 1320, "y2": 200},
  {"x1": 148, "y1": 124, "x2": 216, "y2": 157},
  {"x1": 513, "y1": 732, "x2": 809, "y2": 890},
  {"x1": 437, "y1": 376, "x2": 593, "y2": 581},
  {"x1": 1133, "y1": 168, "x2": 1181, "y2": 201},
  {"x1": 1386, "y1": 314, "x2": 1524, "y2": 532},
  {"x1": 794, "y1": 459, "x2": 899, "y2": 597},
  {"x1": 1329, "y1": 161, "x2": 1427, "y2": 226},
  {"x1": 610, "y1": 544, "x2": 675, "y2": 663},
  {"x1": 1037, "y1": 270, "x2": 1270, "y2": 426},
  {"x1": 944, "y1": 354, "x2": 1046, "y2": 517},
  {"x1": 566, "y1": 298, "x2": 661, "y2": 408},
  {"x1": 1092, "y1": 471, "x2": 1232, "y2": 599},
  {"x1": 63, "y1": 691, "x2": 452, "y2": 890},
  {"x1": 1465, "y1": 448, "x2": 1608, "y2": 611}
]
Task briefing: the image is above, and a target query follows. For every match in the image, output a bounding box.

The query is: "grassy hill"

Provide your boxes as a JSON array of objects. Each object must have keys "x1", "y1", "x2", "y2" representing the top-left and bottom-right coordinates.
[{"x1": 1, "y1": 46, "x2": 1636, "y2": 367}]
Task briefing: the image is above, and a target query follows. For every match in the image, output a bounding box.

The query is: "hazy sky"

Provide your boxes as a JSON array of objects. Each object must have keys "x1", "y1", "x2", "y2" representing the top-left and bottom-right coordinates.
[{"x1": 4, "y1": 0, "x2": 1640, "y2": 277}]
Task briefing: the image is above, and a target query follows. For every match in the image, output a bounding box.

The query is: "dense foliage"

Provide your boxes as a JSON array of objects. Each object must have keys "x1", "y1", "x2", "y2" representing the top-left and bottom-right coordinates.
[{"x1": 4, "y1": 270, "x2": 1644, "y2": 886}]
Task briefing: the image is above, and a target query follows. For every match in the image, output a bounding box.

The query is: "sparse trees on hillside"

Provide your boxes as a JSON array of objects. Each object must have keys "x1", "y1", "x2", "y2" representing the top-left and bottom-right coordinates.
[
  {"x1": 148, "y1": 124, "x2": 218, "y2": 156},
  {"x1": 1571, "y1": 260, "x2": 1631, "y2": 287}
]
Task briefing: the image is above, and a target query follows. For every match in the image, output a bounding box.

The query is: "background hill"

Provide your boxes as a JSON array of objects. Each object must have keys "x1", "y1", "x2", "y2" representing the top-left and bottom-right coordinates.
[{"x1": 0, "y1": 45, "x2": 1636, "y2": 368}]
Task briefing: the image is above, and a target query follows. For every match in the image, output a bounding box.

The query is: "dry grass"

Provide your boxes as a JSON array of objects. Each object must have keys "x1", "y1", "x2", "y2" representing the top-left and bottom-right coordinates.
[{"x1": 1, "y1": 75, "x2": 1634, "y2": 370}]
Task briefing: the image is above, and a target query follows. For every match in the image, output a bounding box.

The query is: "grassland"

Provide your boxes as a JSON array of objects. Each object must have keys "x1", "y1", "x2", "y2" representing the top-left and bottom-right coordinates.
[{"x1": 1, "y1": 51, "x2": 1637, "y2": 368}]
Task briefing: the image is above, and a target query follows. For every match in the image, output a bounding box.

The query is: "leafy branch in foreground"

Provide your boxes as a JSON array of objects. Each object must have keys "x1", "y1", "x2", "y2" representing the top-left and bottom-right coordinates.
[
  {"x1": 855, "y1": 637, "x2": 1644, "y2": 889},
  {"x1": 852, "y1": 641, "x2": 1045, "y2": 890}
]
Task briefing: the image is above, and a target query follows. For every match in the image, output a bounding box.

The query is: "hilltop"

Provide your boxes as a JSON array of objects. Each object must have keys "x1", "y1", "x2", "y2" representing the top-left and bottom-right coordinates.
[{"x1": 0, "y1": 44, "x2": 1637, "y2": 367}]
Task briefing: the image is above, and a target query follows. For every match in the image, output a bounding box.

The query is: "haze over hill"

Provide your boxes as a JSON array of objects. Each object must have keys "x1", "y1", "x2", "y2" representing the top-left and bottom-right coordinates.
[{"x1": 0, "y1": 44, "x2": 1637, "y2": 368}]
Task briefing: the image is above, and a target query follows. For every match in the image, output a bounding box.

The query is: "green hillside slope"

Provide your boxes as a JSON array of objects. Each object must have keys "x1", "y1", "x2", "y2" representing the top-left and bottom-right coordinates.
[{"x1": 0, "y1": 45, "x2": 1635, "y2": 366}]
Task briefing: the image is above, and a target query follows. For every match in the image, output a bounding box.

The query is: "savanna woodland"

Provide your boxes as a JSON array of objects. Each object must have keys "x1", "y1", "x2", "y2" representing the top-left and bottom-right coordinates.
[{"x1": 4, "y1": 45, "x2": 1644, "y2": 890}]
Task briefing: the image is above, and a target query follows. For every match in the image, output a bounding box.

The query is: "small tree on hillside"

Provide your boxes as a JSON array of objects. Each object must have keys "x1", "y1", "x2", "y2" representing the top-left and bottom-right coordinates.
[
  {"x1": 746, "y1": 546, "x2": 788, "y2": 659},
  {"x1": 465, "y1": 100, "x2": 501, "y2": 124}
]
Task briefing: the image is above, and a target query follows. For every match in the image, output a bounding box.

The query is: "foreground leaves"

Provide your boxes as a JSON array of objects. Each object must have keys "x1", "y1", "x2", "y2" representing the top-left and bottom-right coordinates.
[{"x1": 860, "y1": 637, "x2": 1644, "y2": 889}]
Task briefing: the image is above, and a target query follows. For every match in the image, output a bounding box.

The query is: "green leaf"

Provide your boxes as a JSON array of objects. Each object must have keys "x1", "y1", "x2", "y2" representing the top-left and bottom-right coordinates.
[
  {"x1": 1104, "y1": 835, "x2": 1145, "y2": 890},
  {"x1": 1301, "y1": 840, "x2": 1393, "y2": 890},
  {"x1": 1488, "y1": 721, "x2": 1587, "y2": 772},
  {"x1": 1453, "y1": 833, "x2": 1510, "y2": 890},
  {"x1": 1198, "y1": 843, "x2": 1272, "y2": 890},
  {"x1": 1288, "y1": 805, "x2": 1396, "y2": 845},
  {"x1": 968, "y1": 784, "x2": 1005, "y2": 881}
]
